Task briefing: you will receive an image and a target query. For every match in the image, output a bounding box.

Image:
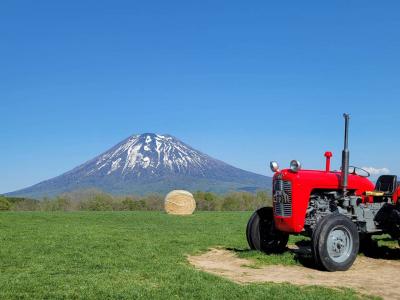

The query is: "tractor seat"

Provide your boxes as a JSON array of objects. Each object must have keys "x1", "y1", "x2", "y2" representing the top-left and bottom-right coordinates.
[
  {"x1": 365, "y1": 175, "x2": 398, "y2": 197},
  {"x1": 375, "y1": 175, "x2": 397, "y2": 194}
]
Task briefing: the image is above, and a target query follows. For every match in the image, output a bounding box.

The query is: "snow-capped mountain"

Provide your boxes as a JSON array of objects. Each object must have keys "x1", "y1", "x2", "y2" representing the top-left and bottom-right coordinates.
[
  {"x1": 8, "y1": 133, "x2": 270, "y2": 198},
  {"x1": 84, "y1": 133, "x2": 227, "y2": 178}
]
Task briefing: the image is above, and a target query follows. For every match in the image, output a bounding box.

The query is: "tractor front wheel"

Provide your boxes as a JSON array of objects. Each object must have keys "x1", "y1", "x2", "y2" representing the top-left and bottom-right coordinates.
[
  {"x1": 313, "y1": 214, "x2": 359, "y2": 271},
  {"x1": 246, "y1": 207, "x2": 288, "y2": 253}
]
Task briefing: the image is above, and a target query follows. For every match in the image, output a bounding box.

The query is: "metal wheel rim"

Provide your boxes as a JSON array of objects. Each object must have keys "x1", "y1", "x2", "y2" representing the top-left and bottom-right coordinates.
[{"x1": 326, "y1": 225, "x2": 353, "y2": 263}]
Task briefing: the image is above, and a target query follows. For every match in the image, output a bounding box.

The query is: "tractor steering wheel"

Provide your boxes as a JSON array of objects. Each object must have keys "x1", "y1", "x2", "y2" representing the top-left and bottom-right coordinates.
[{"x1": 349, "y1": 166, "x2": 370, "y2": 178}]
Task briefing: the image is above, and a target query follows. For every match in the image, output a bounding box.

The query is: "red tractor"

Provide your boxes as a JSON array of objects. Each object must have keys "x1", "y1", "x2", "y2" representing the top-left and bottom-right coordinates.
[{"x1": 246, "y1": 114, "x2": 400, "y2": 271}]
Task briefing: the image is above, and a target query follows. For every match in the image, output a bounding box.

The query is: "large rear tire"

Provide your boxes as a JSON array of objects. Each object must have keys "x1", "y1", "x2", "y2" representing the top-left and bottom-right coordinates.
[
  {"x1": 313, "y1": 214, "x2": 359, "y2": 271},
  {"x1": 246, "y1": 207, "x2": 288, "y2": 253}
]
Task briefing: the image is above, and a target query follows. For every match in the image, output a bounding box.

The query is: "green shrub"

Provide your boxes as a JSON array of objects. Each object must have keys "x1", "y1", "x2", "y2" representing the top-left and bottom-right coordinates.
[
  {"x1": 141, "y1": 194, "x2": 163, "y2": 210},
  {"x1": 40, "y1": 197, "x2": 71, "y2": 211},
  {"x1": 80, "y1": 193, "x2": 114, "y2": 211},
  {"x1": 121, "y1": 198, "x2": 146, "y2": 210},
  {"x1": 0, "y1": 197, "x2": 11, "y2": 211},
  {"x1": 10, "y1": 199, "x2": 40, "y2": 211}
]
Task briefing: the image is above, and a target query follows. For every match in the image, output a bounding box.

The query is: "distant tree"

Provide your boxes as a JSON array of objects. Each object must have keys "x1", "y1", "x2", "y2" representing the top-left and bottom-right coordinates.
[
  {"x1": 40, "y1": 196, "x2": 71, "y2": 211},
  {"x1": 0, "y1": 197, "x2": 11, "y2": 211},
  {"x1": 80, "y1": 192, "x2": 114, "y2": 211},
  {"x1": 256, "y1": 191, "x2": 272, "y2": 208},
  {"x1": 142, "y1": 194, "x2": 163, "y2": 210},
  {"x1": 121, "y1": 197, "x2": 146, "y2": 211},
  {"x1": 204, "y1": 192, "x2": 217, "y2": 202},
  {"x1": 10, "y1": 198, "x2": 40, "y2": 211},
  {"x1": 220, "y1": 193, "x2": 241, "y2": 211}
]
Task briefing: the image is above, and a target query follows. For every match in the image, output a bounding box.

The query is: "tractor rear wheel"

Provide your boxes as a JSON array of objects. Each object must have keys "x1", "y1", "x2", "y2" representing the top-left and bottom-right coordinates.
[
  {"x1": 313, "y1": 214, "x2": 359, "y2": 271},
  {"x1": 246, "y1": 207, "x2": 288, "y2": 253}
]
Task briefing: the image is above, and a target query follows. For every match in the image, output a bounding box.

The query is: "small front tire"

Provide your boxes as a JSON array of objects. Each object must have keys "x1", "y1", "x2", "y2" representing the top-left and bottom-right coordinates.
[{"x1": 246, "y1": 207, "x2": 288, "y2": 253}]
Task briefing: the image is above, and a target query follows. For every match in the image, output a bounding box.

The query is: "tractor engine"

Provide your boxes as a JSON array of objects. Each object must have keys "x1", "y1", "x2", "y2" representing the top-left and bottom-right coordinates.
[
  {"x1": 304, "y1": 191, "x2": 392, "y2": 235},
  {"x1": 305, "y1": 192, "x2": 339, "y2": 230}
]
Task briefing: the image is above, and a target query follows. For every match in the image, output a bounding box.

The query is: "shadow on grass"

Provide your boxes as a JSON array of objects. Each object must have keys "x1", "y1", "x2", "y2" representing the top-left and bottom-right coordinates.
[
  {"x1": 225, "y1": 247, "x2": 251, "y2": 253},
  {"x1": 360, "y1": 239, "x2": 400, "y2": 260}
]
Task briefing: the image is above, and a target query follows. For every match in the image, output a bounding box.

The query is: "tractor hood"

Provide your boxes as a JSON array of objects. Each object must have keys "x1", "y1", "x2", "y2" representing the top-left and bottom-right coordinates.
[
  {"x1": 272, "y1": 169, "x2": 374, "y2": 233},
  {"x1": 273, "y1": 169, "x2": 374, "y2": 193}
]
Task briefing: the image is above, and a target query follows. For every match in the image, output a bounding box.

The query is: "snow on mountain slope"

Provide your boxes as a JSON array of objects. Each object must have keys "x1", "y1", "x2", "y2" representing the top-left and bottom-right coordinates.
[{"x1": 82, "y1": 134, "x2": 215, "y2": 177}]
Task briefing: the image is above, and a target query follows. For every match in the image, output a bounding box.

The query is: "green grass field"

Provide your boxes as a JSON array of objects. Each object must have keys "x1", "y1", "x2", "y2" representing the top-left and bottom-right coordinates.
[{"x1": 0, "y1": 212, "x2": 374, "y2": 299}]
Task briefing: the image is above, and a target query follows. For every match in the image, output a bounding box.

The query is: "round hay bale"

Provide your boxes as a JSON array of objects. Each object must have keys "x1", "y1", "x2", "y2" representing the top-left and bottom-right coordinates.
[{"x1": 164, "y1": 190, "x2": 196, "y2": 215}]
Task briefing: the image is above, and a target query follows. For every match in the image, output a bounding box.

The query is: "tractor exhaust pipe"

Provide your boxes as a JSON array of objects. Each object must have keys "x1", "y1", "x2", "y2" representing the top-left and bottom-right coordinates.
[{"x1": 341, "y1": 113, "x2": 350, "y2": 195}]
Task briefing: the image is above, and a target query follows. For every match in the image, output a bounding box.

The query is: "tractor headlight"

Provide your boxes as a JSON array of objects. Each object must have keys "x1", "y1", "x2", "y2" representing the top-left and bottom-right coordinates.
[
  {"x1": 270, "y1": 161, "x2": 279, "y2": 172},
  {"x1": 290, "y1": 160, "x2": 301, "y2": 172}
]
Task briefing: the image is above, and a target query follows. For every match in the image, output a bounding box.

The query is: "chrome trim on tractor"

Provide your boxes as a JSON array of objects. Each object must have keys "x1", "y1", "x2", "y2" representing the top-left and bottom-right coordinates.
[{"x1": 273, "y1": 179, "x2": 292, "y2": 217}]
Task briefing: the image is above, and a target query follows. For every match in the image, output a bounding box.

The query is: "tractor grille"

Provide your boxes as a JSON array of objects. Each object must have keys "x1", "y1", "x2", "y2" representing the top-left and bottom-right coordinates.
[{"x1": 273, "y1": 179, "x2": 292, "y2": 217}]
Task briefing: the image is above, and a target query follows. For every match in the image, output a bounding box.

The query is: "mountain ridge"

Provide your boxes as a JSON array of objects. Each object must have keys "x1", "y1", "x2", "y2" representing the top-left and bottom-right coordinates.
[{"x1": 7, "y1": 133, "x2": 271, "y2": 198}]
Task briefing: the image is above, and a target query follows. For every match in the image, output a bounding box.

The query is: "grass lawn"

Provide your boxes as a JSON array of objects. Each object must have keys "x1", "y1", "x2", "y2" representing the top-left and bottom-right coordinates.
[{"x1": 0, "y1": 211, "x2": 374, "y2": 299}]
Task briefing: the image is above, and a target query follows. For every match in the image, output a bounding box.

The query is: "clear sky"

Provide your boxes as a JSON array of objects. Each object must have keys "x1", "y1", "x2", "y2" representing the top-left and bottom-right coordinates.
[{"x1": 1, "y1": 1, "x2": 400, "y2": 193}]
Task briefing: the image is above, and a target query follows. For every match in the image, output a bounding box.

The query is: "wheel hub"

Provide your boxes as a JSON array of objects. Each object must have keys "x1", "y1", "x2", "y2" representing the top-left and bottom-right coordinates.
[{"x1": 327, "y1": 226, "x2": 353, "y2": 263}]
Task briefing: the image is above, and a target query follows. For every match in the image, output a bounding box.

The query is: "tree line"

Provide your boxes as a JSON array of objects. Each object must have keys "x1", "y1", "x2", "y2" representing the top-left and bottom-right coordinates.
[{"x1": 0, "y1": 189, "x2": 272, "y2": 212}]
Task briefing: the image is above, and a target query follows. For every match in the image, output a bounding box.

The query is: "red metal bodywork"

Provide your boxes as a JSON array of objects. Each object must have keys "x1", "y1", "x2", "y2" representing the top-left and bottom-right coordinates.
[
  {"x1": 394, "y1": 187, "x2": 400, "y2": 203},
  {"x1": 273, "y1": 168, "x2": 375, "y2": 233}
]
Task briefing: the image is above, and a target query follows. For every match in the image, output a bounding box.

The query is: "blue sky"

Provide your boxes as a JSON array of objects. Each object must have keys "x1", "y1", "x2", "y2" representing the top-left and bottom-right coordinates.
[{"x1": 1, "y1": 1, "x2": 400, "y2": 193}]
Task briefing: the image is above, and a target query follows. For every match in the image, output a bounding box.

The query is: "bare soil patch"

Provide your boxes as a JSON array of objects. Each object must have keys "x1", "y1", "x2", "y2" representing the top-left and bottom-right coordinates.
[{"x1": 188, "y1": 248, "x2": 400, "y2": 299}]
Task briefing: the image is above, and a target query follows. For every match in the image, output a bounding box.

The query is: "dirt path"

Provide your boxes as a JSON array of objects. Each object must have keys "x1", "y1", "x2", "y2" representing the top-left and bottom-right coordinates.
[{"x1": 188, "y1": 248, "x2": 400, "y2": 299}]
